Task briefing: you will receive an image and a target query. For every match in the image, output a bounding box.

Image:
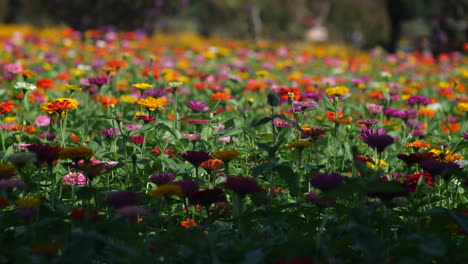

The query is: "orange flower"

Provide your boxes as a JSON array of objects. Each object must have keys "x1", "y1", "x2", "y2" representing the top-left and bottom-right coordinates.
[
  {"x1": 404, "y1": 140, "x2": 430, "y2": 149},
  {"x1": 441, "y1": 123, "x2": 460, "y2": 133},
  {"x1": 56, "y1": 73, "x2": 70, "y2": 81},
  {"x1": 11, "y1": 125, "x2": 36, "y2": 134},
  {"x1": 41, "y1": 98, "x2": 78, "y2": 116},
  {"x1": 279, "y1": 87, "x2": 300, "y2": 101},
  {"x1": 36, "y1": 78, "x2": 54, "y2": 89},
  {"x1": 180, "y1": 218, "x2": 197, "y2": 229},
  {"x1": 201, "y1": 158, "x2": 224, "y2": 172},
  {"x1": 106, "y1": 60, "x2": 127, "y2": 70},
  {"x1": 210, "y1": 92, "x2": 231, "y2": 101},
  {"x1": 326, "y1": 111, "x2": 351, "y2": 123},
  {"x1": 100, "y1": 95, "x2": 118, "y2": 108},
  {"x1": 0, "y1": 100, "x2": 14, "y2": 115},
  {"x1": 70, "y1": 133, "x2": 80, "y2": 143}
]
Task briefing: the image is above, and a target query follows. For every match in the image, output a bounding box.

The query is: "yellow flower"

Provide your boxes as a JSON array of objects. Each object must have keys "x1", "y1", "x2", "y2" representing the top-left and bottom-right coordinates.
[
  {"x1": 151, "y1": 184, "x2": 184, "y2": 198},
  {"x1": 137, "y1": 97, "x2": 167, "y2": 111},
  {"x1": 367, "y1": 159, "x2": 387, "y2": 170},
  {"x1": 40, "y1": 98, "x2": 78, "y2": 116},
  {"x1": 65, "y1": 84, "x2": 82, "y2": 91},
  {"x1": 0, "y1": 163, "x2": 17, "y2": 178},
  {"x1": 119, "y1": 94, "x2": 138, "y2": 104},
  {"x1": 3, "y1": 116, "x2": 17, "y2": 123},
  {"x1": 255, "y1": 70, "x2": 270, "y2": 78},
  {"x1": 287, "y1": 140, "x2": 312, "y2": 150},
  {"x1": 325, "y1": 86, "x2": 349, "y2": 97},
  {"x1": 133, "y1": 83, "x2": 152, "y2": 90},
  {"x1": 456, "y1": 102, "x2": 468, "y2": 112},
  {"x1": 59, "y1": 147, "x2": 94, "y2": 160},
  {"x1": 213, "y1": 150, "x2": 240, "y2": 163},
  {"x1": 15, "y1": 198, "x2": 41, "y2": 208},
  {"x1": 444, "y1": 153, "x2": 464, "y2": 163}
]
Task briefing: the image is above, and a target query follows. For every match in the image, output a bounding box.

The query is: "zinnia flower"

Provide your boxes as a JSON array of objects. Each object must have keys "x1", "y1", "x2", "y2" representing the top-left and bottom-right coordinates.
[
  {"x1": 0, "y1": 101, "x2": 14, "y2": 115},
  {"x1": 224, "y1": 175, "x2": 262, "y2": 195},
  {"x1": 40, "y1": 98, "x2": 78, "y2": 116},
  {"x1": 287, "y1": 140, "x2": 313, "y2": 150},
  {"x1": 181, "y1": 151, "x2": 212, "y2": 167},
  {"x1": 117, "y1": 205, "x2": 148, "y2": 220},
  {"x1": 149, "y1": 173, "x2": 175, "y2": 185},
  {"x1": 26, "y1": 144, "x2": 61, "y2": 166},
  {"x1": 151, "y1": 184, "x2": 184, "y2": 198},
  {"x1": 59, "y1": 147, "x2": 94, "y2": 161},
  {"x1": 62, "y1": 171, "x2": 89, "y2": 185},
  {"x1": 305, "y1": 192, "x2": 336, "y2": 207},
  {"x1": 186, "y1": 100, "x2": 209, "y2": 112},
  {"x1": 137, "y1": 96, "x2": 167, "y2": 111},
  {"x1": 133, "y1": 83, "x2": 152, "y2": 90},
  {"x1": 174, "y1": 180, "x2": 199, "y2": 196},
  {"x1": 310, "y1": 172, "x2": 345, "y2": 191},
  {"x1": 325, "y1": 86, "x2": 349, "y2": 97},
  {"x1": 213, "y1": 150, "x2": 240, "y2": 163},
  {"x1": 14, "y1": 81, "x2": 37, "y2": 91},
  {"x1": 188, "y1": 188, "x2": 226, "y2": 206},
  {"x1": 106, "y1": 191, "x2": 139, "y2": 209},
  {"x1": 0, "y1": 164, "x2": 17, "y2": 178}
]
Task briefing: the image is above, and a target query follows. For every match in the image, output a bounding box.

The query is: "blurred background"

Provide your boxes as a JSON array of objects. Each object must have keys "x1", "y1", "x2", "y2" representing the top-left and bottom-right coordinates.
[{"x1": 0, "y1": 0, "x2": 467, "y2": 53}]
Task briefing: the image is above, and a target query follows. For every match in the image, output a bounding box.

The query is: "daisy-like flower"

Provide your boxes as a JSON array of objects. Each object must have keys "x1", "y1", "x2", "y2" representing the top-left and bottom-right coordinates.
[
  {"x1": 457, "y1": 102, "x2": 468, "y2": 112},
  {"x1": 58, "y1": 146, "x2": 94, "y2": 161},
  {"x1": 0, "y1": 164, "x2": 17, "y2": 178},
  {"x1": 40, "y1": 98, "x2": 78, "y2": 116},
  {"x1": 404, "y1": 140, "x2": 430, "y2": 149},
  {"x1": 186, "y1": 100, "x2": 209, "y2": 112},
  {"x1": 310, "y1": 172, "x2": 345, "y2": 192},
  {"x1": 224, "y1": 175, "x2": 262, "y2": 195},
  {"x1": 212, "y1": 150, "x2": 240, "y2": 163},
  {"x1": 13, "y1": 81, "x2": 37, "y2": 91},
  {"x1": 151, "y1": 184, "x2": 184, "y2": 198},
  {"x1": 0, "y1": 101, "x2": 14, "y2": 115},
  {"x1": 188, "y1": 188, "x2": 226, "y2": 206},
  {"x1": 287, "y1": 140, "x2": 313, "y2": 150},
  {"x1": 133, "y1": 83, "x2": 152, "y2": 90},
  {"x1": 181, "y1": 151, "x2": 212, "y2": 167},
  {"x1": 325, "y1": 86, "x2": 349, "y2": 97},
  {"x1": 137, "y1": 97, "x2": 167, "y2": 111},
  {"x1": 149, "y1": 173, "x2": 175, "y2": 185}
]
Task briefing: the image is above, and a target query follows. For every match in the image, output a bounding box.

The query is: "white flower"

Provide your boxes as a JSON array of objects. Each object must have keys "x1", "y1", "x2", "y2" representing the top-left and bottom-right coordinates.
[
  {"x1": 13, "y1": 82, "x2": 37, "y2": 91},
  {"x1": 454, "y1": 159, "x2": 468, "y2": 169}
]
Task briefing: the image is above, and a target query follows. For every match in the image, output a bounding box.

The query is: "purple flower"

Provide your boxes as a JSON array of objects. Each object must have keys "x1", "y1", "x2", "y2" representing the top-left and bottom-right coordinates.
[
  {"x1": 402, "y1": 109, "x2": 418, "y2": 120},
  {"x1": 407, "y1": 95, "x2": 430, "y2": 106},
  {"x1": 384, "y1": 107, "x2": 404, "y2": 118},
  {"x1": 310, "y1": 172, "x2": 345, "y2": 191},
  {"x1": 420, "y1": 160, "x2": 446, "y2": 175},
  {"x1": 105, "y1": 191, "x2": 139, "y2": 209},
  {"x1": 362, "y1": 134, "x2": 395, "y2": 153},
  {"x1": 117, "y1": 205, "x2": 148, "y2": 220},
  {"x1": 174, "y1": 180, "x2": 199, "y2": 196},
  {"x1": 181, "y1": 151, "x2": 212, "y2": 167},
  {"x1": 301, "y1": 92, "x2": 322, "y2": 102},
  {"x1": 143, "y1": 89, "x2": 167, "y2": 98},
  {"x1": 0, "y1": 178, "x2": 24, "y2": 190},
  {"x1": 186, "y1": 100, "x2": 209, "y2": 112},
  {"x1": 100, "y1": 128, "x2": 120, "y2": 138},
  {"x1": 88, "y1": 77, "x2": 108, "y2": 87},
  {"x1": 359, "y1": 127, "x2": 387, "y2": 140},
  {"x1": 26, "y1": 144, "x2": 61, "y2": 166},
  {"x1": 188, "y1": 188, "x2": 226, "y2": 206},
  {"x1": 38, "y1": 131, "x2": 56, "y2": 141},
  {"x1": 358, "y1": 120, "x2": 379, "y2": 127},
  {"x1": 305, "y1": 192, "x2": 336, "y2": 207},
  {"x1": 464, "y1": 131, "x2": 468, "y2": 141},
  {"x1": 149, "y1": 173, "x2": 175, "y2": 185},
  {"x1": 380, "y1": 172, "x2": 405, "y2": 181},
  {"x1": 224, "y1": 175, "x2": 262, "y2": 195},
  {"x1": 406, "y1": 120, "x2": 422, "y2": 129},
  {"x1": 272, "y1": 119, "x2": 292, "y2": 128},
  {"x1": 291, "y1": 100, "x2": 317, "y2": 112}
]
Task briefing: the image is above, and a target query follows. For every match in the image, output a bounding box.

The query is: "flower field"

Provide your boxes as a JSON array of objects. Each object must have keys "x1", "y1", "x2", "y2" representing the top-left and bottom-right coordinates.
[{"x1": 0, "y1": 25, "x2": 467, "y2": 263}]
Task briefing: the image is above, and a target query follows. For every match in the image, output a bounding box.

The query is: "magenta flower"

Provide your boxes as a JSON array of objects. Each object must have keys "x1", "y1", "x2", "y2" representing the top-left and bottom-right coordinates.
[
  {"x1": 149, "y1": 173, "x2": 175, "y2": 185},
  {"x1": 186, "y1": 100, "x2": 209, "y2": 112},
  {"x1": 224, "y1": 175, "x2": 262, "y2": 195},
  {"x1": 310, "y1": 172, "x2": 345, "y2": 192},
  {"x1": 62, "y1": 171, "x2": 89, "y2": 185},
  {"x1": 181, "y1": 151, "x2": 212, "y2": 167}
]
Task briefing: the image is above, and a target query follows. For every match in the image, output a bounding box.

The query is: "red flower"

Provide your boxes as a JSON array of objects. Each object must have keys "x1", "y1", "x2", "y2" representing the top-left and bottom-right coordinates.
[
  {"x1": 279, "y1": 87, "x2": 300, "y2": 101},
  {"x1": 403, "y1": 172, "x2": 434, "y2": 192},
  {"x1": 0, "y1": 100, "x2": 14, "y2": 115},
  {"x1": 130, "y1": 135, "x2": 144, "y2": 144},
  {"x1": 36, "y1": 78, "x2": 54, "y2": 89}
]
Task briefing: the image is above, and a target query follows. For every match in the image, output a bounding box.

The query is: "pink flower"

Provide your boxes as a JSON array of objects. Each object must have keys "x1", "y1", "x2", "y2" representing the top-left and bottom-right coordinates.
[
  {"x1": 62, "y1": 171, "x2": 89, "y2": 185},
  {"x1": 3, "y1": 63, "x2": 23, "y2": 74},
  {"x1": 214, "y1": 124, "x2": 225, "y2": 132},
  {"x1": 33, "y1": 116, "x2": 51, "y2": 127},
  {"x1": 219, "y1": 136, "x2": 231, "y2": 143},
  {"x1": 366, "y1": 103, "x2": 384, "y2": 115},
  {"x1": 181, "y1": 133, "x2": 201, "y2": 141}
]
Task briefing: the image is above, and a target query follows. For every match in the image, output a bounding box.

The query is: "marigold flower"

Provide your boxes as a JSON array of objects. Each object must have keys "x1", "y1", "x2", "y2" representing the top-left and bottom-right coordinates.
[
  {"x1": 137, "y1": 96, "x2": 167, "y2": 111},
  {"x1": 15, "y1": 198, "x2": 41, "y2": 208},
  {"x1": 0, "y1": 163, "x2": 17, "y2": 178},
  {"x1": 59, "y1": 146, "x2": 94, "y2": 161},
  {"x1": 151, "y1": 184, "x2": 184, "y2": 198},
  {"x1": 213, "y1": 150, "x2": 240, "y2": 163}
]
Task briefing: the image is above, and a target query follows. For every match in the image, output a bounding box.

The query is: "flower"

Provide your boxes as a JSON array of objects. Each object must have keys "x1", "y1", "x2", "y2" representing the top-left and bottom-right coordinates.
[
  {"x1": 366, "y1": 103, "x2": 384, "y2": 115},
  {"x1": 403, "y1": 172, "x2": 434, "y2": 191},
  {"x1": 100, "y1": 128, "x2": 120, "y2": 138},
  {"x1": 137, "y1": 96, "x2": 167, "y2": 111},
  {"x1": 0, "y1": 101, "x2": 14, "y2": 115},
  {"x1": 272, "y1": 120, "x2": 292, "y2": 128},
  {"x1": 360, "y1": 128, "x2": 395, "y2": 153},
  {"x1": 181, "y1": 151, "x2": 212, "y2": 167},
  {"x1": 181, "y1": 134, "x2": 201, "y2": 141},
  {"x1": 174, "y1": 180, "x2": 199, "y2": 196},
  {"x1": 325, "y1": 86, "x2": 349, "y2": 97},
  {"x1": 0, "y1": 197, "x2": 8, "y2": 209},
  {"x1": 26, "y1": 144, "x2": 61, "y2": 166},
  {"x1": 181, "y1": 218, "x2": 197, "y2": 229},
  {"x1": 210, "y1": 92, "x2": 232, "y2": 101},
  {"x1": 366, "y1": 159, "x2": 388, "y2": 170},
  {"x1": 7, "y1": 152, "x2": 37, "y2": 168},
  {"x1": 151, "y1": 184, "x2": 184, "y2": 198},
  {"x1": 133, "y1": 83, "x2": 152, "y2": 90},
  {"x1": 464, "y1": 131, "x2": 468, "y2": 141},
  {"x1": 201, "y1": 158, "x2": 224, "y2": 173},
  {"x1": 0, "y1": 164, "x2": 17, "y2": 178},
  {"x1": 88, "y1": 77, "x2": 108, "y2": 87},
  {"x1": 36, "y1": 78, "x2": 54, "y2": 89},
  {"x1": 213, "y1": 150, "x2": 240, "y2": 163},
  {"x1": 186, "y1": 100, "x2": 209, "y2": 112},
  {"x1": 41, "y1": 98, "x2": 78, "y2": 116},
  {"x1": 287, "y1": 140, "x2": 312, "y2": 150},
  {"x1": 62, "y1": 171, "x2": 89, "y2": 185},
  {"x1": 301, "y1": 126, "x2": 327, "y2": 140},
  {"x1": 456, "y1": 102, "x2": 468, "y2": 112},
  {"x1": 14, "y1": 81, "x2": 37, "y2": 91},
  {"x1": 404, "y1": 140, "x2": 430, "y2": 149},
  {"x1": 419, "y1": 160, "x2": 447, "y2": 175},
  {"x1": 406, "y1": 95, "x2": 430, "y2": 106},
  {"x1": 149, "y1": 173, "x2": 175, "y2": 185},
  {"x1": 310, "y1": 172, "x2": 345, "y2": 191},
  {"x1": 136, "y1": 115, "x2": 155, "y2": 123},
  {"x1": 358, "y1": 120, "x2": 379, "y2": 127},
  {"x1": 33, "y1": 116, "x2": 51, "y2": 127},
  {"x1": 224, "y1": 175, "x2": 262, "y2": 195},
  {"x1": 65, "y1": 84, "x2": 82, "y2": 91},
  {"x1": 15, "y1": 198, "x2": 41, "y2": 208},
  {"x1": 117, "y1": 206, "x2": 148, "y2": 221},
  {"x1": 0, "y1": 178, "x2": 24, "y2": 190},
  {"x1": 106, "y1": 191, "x2": 139, "y2": 209},
  {"x1": 291, "y1": 100, "x2": 317, "y2": 112},
  {"x1": 59, "y1": 147, "x2": 94, "y2": 161},
  {"x1": 305, "y1": 192, "x2": 336, "y2": 208},
  {"x1": 188, "y1": 188, "x2": 226, "y2": 206}
]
